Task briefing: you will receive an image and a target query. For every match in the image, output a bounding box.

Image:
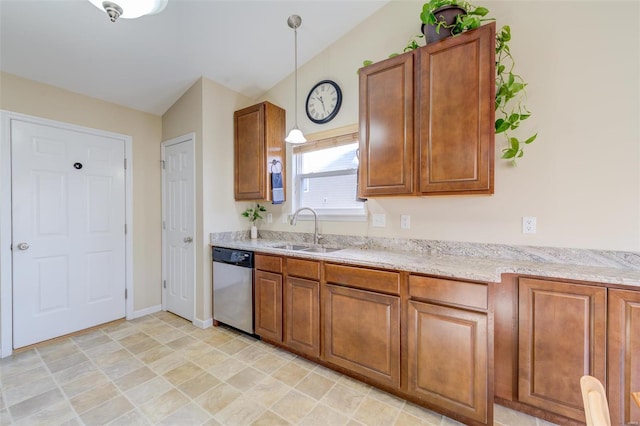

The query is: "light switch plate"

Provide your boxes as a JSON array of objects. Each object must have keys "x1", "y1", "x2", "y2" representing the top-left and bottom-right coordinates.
[{"x1": 372, "y1": 213, "x2": 386, "y2": 227}]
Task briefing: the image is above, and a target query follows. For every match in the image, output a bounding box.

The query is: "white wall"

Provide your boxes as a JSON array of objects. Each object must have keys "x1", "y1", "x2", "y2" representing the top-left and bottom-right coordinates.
[
  {"x1": 163, "y1": 77, "x2": 253, "y2": 323},
  {"x1": 259, "y1": 0, "x2": 640, "y2": 251},
  {"x1": 0, "y1": 71, "x2": 163, "y2": 311}
]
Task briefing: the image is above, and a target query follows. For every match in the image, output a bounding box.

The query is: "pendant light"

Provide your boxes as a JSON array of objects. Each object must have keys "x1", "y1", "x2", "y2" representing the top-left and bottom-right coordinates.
[
  {"x1": 88, "y1": 0, "x2": 168, "y2": 22},
  {"x1": 285, "y1": 14, "x2": 307, "y2": 144}
]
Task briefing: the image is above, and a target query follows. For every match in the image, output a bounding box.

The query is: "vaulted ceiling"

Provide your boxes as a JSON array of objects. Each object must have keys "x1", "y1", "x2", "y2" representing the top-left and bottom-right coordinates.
[{"x1": 0, "y1": 0, "x2": 389, "y2": 115}]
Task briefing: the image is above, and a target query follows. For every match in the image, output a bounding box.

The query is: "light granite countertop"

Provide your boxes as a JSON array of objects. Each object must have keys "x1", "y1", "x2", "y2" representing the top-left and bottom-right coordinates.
[{"x1": 210, "y1": 232, "x2": 640, "y2": 288}]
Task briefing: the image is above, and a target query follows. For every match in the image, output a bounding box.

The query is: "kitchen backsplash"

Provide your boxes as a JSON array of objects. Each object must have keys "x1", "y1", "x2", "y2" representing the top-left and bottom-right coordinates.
[{"x1": 210, "y1": 231, "x2": 640, "y2": 271}]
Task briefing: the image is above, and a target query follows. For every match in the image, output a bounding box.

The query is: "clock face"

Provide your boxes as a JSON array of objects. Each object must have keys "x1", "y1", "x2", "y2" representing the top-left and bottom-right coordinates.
[{"x1": 305, "y1": 80, "x2": 342, "y2": 124}]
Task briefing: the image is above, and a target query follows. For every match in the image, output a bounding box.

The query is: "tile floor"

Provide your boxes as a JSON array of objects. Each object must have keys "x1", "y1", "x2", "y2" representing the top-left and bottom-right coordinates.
[{"x1": 0, "y1": 312, "x2": 557, "y2": 425}]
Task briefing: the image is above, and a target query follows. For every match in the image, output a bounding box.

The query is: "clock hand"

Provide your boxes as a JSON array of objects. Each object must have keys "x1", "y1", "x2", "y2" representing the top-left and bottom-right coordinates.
[{"x1": 318, "y1": 96, "x2": 327, "y2": 113}]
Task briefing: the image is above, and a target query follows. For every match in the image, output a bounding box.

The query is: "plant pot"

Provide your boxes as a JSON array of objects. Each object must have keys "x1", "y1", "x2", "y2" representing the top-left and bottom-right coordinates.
[
  {"x1": 421, "y1": 5, "x2": 467, "y2": 44},
  {"x1": 250, "y1": 224, "x2": 258, "y2": 239}
]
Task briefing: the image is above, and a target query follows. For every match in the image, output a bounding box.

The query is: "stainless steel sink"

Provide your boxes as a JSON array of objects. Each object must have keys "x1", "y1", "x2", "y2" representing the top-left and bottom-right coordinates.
[
  {"x1": 271, "y1": 244, "x2": 343, "y2": 253},
  {"x1": 301, "y1": 246, "x2": 342, "y2": 253},
  {"x1": 272, "y1": 244, "x2": 310, "y2": 251}
]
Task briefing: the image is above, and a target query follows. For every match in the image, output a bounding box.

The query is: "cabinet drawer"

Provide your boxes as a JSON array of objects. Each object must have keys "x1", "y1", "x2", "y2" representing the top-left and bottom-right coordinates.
[
  {"x1": 287, "y1": 258, "x2": 320, "y2": 280},
  {"x1": 409, "y1": 275, "x2": 488, "y2": 311},
  {"x1": 255, "y1": 254, "x2": 283, "y2": 273},
  {"x1": 325, "y1": 264, "x2": 400, "y2": 295}
]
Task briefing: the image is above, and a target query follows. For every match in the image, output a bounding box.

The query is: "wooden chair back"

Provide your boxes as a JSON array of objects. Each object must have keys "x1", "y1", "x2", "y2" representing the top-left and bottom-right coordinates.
[{"x1": 580, "y1": 375, "x2": 611, "y2": 426}]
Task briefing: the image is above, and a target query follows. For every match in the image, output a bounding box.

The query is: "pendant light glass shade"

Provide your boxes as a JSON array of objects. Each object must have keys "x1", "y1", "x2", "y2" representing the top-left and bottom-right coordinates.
[
  {"x1": 285, "y1": 127, "x2": 306, "y2": 144},
  {"x1": 285, "y1": 14, "x2": 306, "y2": 144},
  {"x1": 88, "y1": 0, "x2": 168, "y2": 22}
]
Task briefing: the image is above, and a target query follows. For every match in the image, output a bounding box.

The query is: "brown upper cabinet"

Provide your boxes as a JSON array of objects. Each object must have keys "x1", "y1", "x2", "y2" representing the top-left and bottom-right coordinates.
[
  {"x1": 358, "y1": 23, "x2": 495, "y2": 197},
  {"x1": 234, "y1": 102, "x2": 286, "y2": 201}
]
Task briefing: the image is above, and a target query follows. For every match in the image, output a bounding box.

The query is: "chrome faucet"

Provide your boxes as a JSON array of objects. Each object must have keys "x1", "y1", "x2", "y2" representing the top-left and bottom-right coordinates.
[{"x1": 290, "y1": 207, "x2": 320, "y2": 245}]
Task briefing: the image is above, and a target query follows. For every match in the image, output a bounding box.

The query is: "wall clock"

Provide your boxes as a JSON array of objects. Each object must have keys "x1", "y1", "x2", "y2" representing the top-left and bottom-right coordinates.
[{"x1": 305, "y1": 80, "x2": 342, "y2": 124}]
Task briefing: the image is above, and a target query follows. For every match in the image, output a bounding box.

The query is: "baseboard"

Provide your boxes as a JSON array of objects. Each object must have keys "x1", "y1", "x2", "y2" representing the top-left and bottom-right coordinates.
[
  {"x1": 193, "y1": 317, "x2": 213, "y2": 329},
  {"x1": 127, "y1": 304, "x2": 162, "y2": 320}
]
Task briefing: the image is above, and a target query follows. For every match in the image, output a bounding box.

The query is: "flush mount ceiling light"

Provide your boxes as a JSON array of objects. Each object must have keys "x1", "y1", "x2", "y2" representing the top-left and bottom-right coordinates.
[
  {"x1": 88, "y1": 0, "x2": 168, "y2": 22},
  {"x1": 285, "y1": 14, "x2": 307, "y2": 144}
]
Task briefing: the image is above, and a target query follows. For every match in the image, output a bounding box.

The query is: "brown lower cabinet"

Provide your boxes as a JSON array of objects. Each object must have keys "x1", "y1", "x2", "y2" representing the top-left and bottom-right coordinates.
[
  {"x1": 518, "y1": 278, "x2": 607, "y2": 422},
  {"x1": 322, "y1": 283, "x2": 401, "y2": 388},
  {"x1": 407, "y1": 274, "x2": 491, "y2": 424},
  {"x1": 254, "y1": 270, "x2": 283, "y2": 342},
  {"x1": 407, "y1": 300, "x2": 489, "y2": 423},
  {"x1": 608, "y1": 289, "x2": 640, "y2": 426},
  {"x1": 254, "y1": 254, "x2": 284, "y2": 342},
  {"x1": 496, "y1": 276, "x2": 640, "y2": 425},
  {"x1": 252, "y1": 256, "x2": 493, "y2": 425},
  {"x1": 285, "y1": 276, "x2": 320, "y2": 358}
]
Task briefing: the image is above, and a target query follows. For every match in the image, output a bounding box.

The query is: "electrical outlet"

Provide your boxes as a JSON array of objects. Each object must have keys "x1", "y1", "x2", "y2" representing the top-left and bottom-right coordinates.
[
  {"x1": 522, "y1": 217, "x2": 537, "y2": 234},
  {"x1": 266, "y1": 213, "x2": 273, "y2": 223},
  {"x1": 282, "y1": 214, "x2": 288, "y2": 224},
  {"x1": 400, "y1": 215, "x2": 411, "y2": 229},
  {"x1": 372, "y1": 213, "x2": 386, "y2": 227}
]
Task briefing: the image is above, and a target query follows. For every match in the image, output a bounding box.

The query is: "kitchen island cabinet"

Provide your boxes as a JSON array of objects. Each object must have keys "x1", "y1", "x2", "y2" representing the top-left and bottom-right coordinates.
[{"x1": 358, "y1": 22, "x2": 495, "y2": 198}]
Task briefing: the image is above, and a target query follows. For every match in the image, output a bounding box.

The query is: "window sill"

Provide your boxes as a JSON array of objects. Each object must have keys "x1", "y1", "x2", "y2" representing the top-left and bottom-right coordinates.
[{"x1": 288, "y1": 213, "x2": 367, "y2": 222}]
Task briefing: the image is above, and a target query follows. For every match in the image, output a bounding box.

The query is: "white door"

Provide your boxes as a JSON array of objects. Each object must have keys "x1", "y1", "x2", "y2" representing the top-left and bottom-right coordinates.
[
  {"x1": 11, "y1": 120, "x2": 126, "y2": 348},
  {"x1": 162, "y1": 136, "x2": 195, "y2": 321}
]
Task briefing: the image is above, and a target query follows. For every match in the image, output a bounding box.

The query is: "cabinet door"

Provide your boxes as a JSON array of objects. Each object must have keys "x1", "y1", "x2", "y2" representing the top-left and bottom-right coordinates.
[
  {"x1": 234, "y1": 102, "x2": 285, "y2": 201},
  {"x1": 358, "y1": 53, "x2": 414, "y2": 196},
  {"x1": 323, "y1": 284, "x2": 400, "y2": 388},
  {"x1": 285, "y1": 277, "x2": 320, "y2": 358},
  {"x1": 235, "y1": 103, "x2": 266, "y2": 200},
  {"x1": 608, "y1": 289, "x2": 640, "y2": 426},
  {"x1": 518, "y1": 278, "x2": 606, "y2": 421},
  {"x1": 418, "y1": 23, "x2": 495, "y2": 195},
  {"x1": 254, "y1": 270, "x2": 282, "y2": 342},
  {"x1": 407, "y1": 300, "x2": 488, "y2": 424}
]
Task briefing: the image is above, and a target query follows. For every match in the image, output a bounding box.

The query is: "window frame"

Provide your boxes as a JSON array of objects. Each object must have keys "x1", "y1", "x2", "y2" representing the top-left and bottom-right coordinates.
[{"x1": 292, "y1": 130, "x2": 366, "y2": 221}]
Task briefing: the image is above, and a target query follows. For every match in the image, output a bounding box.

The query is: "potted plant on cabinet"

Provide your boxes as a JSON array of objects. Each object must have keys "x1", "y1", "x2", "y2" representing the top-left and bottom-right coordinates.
[
  {"x1": 419, "y1": 0, "x2": 489, "y2": 43},
  {"x1": 242, "y1": 203, "x2": 267, "y2": 239}
]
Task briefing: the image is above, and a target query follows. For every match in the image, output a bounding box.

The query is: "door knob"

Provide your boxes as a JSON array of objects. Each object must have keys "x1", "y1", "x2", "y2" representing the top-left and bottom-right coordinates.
[
  {"x1": 16, "y1": 243, "x2": 30, "y2": 250},
  {"x1": 184, "y1": 237, "x2": 193, "y2": 243}
]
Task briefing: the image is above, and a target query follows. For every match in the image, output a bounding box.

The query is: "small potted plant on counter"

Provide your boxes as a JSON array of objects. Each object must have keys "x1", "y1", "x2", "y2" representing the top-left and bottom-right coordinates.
[{"x1": 242, "y1": 203, "x2": 267, "y2": 239}]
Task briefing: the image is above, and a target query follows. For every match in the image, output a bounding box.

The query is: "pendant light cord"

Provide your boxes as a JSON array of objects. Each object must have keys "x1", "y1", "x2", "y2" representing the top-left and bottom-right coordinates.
[{"x1": 293, "y1": 24, "x2": 299, "y2": 128}]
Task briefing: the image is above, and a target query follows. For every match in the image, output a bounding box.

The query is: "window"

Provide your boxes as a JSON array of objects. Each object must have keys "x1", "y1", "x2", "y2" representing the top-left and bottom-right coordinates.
[{"x1": 292, "y1": 131, "x2": 366, "y2": 219}]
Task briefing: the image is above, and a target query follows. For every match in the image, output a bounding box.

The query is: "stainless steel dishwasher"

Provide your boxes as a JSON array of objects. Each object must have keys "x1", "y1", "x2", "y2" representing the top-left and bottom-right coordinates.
[{"x1": 212, "y1": 247, "x2": 254, "y2": 334}]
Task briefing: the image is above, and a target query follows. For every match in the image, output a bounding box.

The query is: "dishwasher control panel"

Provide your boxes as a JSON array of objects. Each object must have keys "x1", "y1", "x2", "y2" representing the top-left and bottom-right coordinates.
[{"x1": 212, "y1": 247, "x2": 254, "y2": 268}]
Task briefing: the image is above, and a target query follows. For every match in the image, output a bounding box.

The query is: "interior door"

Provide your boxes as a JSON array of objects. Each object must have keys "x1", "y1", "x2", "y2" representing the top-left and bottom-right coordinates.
[
  {"x1": 11, "y1": 119, "x2": 126, "y2": 348},
  {"x1": 162, "y1": 137, "x2": 195, "y2": 321}
]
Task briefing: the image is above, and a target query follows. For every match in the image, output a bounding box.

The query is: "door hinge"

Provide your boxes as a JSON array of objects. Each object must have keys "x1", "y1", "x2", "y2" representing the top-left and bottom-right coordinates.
[
  {"x1": 124, "y1": 224, "x2": 128, "y2": 234},
  {"x1": 125, "y1": 288, "x2": 128, "y2": 299},
  {"x1": 162, "y1": 221, "x2": 166, "y2": 230},
  {"x1": 163, "y1": 280, "x2": 166, "y2": 289},
  {"x1": 161, "y1": 160, "x2": 165, "y2": 169},
  {"x1": 124, "y1": 158, "x2": 127, "y2": 170}
]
